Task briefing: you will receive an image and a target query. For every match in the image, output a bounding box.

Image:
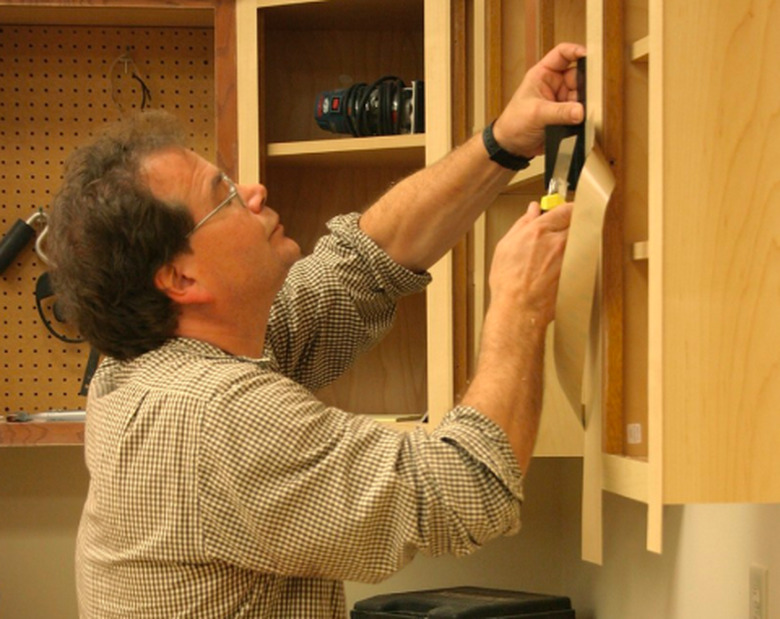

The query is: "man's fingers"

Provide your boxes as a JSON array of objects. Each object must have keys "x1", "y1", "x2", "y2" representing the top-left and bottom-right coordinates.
[
  {"x1": 538, "y1": 99, "x2": 584, "y2": 126},
  {"x1": 538, "y1": 42, "x2": 587, "y2": 73},
  {"x1": 539, "y1": 203, "x2": 573, "y2": 230},
  {"x1": 526, "y1": 201, "x2": 542, "y2": 219}
]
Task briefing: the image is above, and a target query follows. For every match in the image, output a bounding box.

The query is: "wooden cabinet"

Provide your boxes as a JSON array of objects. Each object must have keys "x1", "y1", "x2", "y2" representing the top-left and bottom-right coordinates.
[
  {"x1": 574, "y1": 0, "x2": 780, "y2": 556},
  {"x1": 235, "y1": 0, "x2": 459, "y2": 423},
  {"x1": 476, "y1": 0, "x2": 779, "y2": 557},
  {"x1": 233, "y1": 0, "x2": 588, "y2": 451},
  {"x1": 620, "y1": 0, "x2": 779, "y2": 550}
]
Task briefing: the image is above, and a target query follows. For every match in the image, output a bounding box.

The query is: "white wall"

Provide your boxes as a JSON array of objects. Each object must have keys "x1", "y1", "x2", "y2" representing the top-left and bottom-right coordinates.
[
  {"x1": 0, "y1": 447, "x2": 86, "y2": 618},
  {"x1": 2, "y1": 451, "x2": 778, "y2": 618},
  {"x1": 579, "y1": 493, "x2": 780, "y2": 619},
  {"x1": 348, "y1": 459, "x2": 780, "y2": 619}
]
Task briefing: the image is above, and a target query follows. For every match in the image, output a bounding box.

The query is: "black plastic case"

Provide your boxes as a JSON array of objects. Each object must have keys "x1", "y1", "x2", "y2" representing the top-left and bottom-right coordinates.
[{"x1": 351, "y1": 586, "x2": 575, "y2": 618}]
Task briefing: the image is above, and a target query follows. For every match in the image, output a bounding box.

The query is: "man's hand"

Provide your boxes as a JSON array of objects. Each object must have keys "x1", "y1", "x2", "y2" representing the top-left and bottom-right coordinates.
[
  {"x1": 488, "y1": 201, "x2": 572, "y2": 328},
  {"x1": 461, "y1": 202, "x2": 572, "y2": 473},
  {"x1": 492, "y1": 43, "x2": 586, "y2": 159}
]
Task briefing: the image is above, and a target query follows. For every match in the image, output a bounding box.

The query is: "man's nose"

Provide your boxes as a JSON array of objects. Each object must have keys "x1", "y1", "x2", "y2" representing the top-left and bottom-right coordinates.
[{"x1": 241, "y1": 183, "x2": 268, "y2": 213}]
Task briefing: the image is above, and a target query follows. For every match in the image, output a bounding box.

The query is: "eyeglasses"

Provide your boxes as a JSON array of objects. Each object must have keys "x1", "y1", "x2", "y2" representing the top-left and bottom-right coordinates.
[{"x1": 187, "y1": 173, "x2": 246, "y2": 237}]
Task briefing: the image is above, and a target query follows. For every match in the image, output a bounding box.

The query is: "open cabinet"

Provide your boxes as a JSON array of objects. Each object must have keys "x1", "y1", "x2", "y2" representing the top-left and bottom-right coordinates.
[
  {"x1": 469, "y1": 0, "x2": 588, "y2": 457},
  {"x1": 235, "y1": 0, "x2": 460, "y2": 424}
]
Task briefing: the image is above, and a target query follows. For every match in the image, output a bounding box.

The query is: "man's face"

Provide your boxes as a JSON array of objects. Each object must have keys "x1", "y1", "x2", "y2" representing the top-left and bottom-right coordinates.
[{"x1": 142, "y1": 147, "x2": 301, "y2": 309}]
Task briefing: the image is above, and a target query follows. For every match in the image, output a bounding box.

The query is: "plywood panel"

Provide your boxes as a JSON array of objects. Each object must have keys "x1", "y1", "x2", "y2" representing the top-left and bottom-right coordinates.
[
  {"x1": 266, "y1": 164, "x2": 428, "y2": 415},
  {"x1": 661, "y1": 0, "x2": 780, "y2": 503}
]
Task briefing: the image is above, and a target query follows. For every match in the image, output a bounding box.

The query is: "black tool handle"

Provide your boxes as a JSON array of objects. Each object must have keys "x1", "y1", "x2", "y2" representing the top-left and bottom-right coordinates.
[{"x1": 0, "y1": 219, "x2": 36, "y2": 275}]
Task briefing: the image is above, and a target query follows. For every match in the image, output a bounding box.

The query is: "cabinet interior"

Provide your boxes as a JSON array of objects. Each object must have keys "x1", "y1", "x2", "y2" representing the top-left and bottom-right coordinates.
[{"x1": 258, "y1": 0, "x2": 428, "y2": 415}]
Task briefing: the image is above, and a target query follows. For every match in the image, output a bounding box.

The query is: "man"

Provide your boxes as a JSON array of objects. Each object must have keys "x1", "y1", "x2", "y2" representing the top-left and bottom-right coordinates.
[{"x1": 48, "y1": 43, "x2": 585, "y2": 618}]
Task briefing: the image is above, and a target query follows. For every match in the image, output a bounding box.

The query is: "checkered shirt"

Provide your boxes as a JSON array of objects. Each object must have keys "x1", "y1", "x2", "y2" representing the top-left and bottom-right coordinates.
[{"x1": 75, "y1": 213, "x2": 524, "y2": 618}]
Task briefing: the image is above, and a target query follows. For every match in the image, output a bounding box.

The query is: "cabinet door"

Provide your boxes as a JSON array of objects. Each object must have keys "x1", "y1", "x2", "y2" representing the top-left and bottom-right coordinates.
[
  {"x1": 653, "y1": 0, "x2": 780, "y2": 505},
  {"x1": 591, "y1": 0, "x2": 780, "y2": 557}
]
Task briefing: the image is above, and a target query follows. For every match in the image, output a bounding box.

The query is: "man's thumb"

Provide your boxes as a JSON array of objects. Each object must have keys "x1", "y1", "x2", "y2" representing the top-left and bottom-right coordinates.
[{"x1": 542, "y1": 101, "x2": 584, "y2": 126}]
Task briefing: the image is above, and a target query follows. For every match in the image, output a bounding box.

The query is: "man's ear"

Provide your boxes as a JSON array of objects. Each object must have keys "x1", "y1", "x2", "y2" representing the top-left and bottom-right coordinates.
[{"x1": 154, "y1": 258, "x2": 213, "y2": 305}]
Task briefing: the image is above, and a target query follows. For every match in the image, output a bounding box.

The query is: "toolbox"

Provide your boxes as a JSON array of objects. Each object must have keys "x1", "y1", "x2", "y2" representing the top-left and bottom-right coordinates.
[{"x1": 351, "y1": 586, "x2": 575, "y2": 618}]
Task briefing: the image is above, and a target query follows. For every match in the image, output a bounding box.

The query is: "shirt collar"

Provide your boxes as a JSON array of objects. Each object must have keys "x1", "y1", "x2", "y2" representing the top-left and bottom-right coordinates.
[{"x1": 168, "y1": 337, "x2": 275, "y2": 368}]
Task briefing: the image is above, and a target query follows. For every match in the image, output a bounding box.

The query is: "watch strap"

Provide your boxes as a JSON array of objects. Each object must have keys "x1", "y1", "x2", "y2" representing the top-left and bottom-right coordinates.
[{"x1": 482, "y1": 120, "x2": 532, "y2": 171}]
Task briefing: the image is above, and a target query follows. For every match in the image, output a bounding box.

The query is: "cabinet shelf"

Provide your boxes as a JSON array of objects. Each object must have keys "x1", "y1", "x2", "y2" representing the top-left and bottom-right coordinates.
[
  {"x1": 0, "y1": 4, "x2": 213, "y2": 27},
  {"x1": 0, "y1": 417, "x2": 427, "y2": 446},
  {"x1": 602, "y1": 454, "x2": 649, "y2": 503},
  {"x1": 267, "y1": 134, "x2": 426, "y2": 167},
  {"x1": 631, "y1": 240, "x2": 649, "y2": 260},
  {"x1": 631, "y1": 36, "x2": 649, "y2": 62},
  {"x1": 259, "y1": 0, "x2": 422, "y2": 30},
  {"x1": 0, "y1": 420, "x2": 84, "y2": 447}
]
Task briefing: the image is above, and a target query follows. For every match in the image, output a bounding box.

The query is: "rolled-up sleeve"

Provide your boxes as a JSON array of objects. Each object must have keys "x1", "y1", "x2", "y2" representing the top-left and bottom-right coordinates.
[
  {"x1": 266, "y1": 213, "x2": 431, "y2": 390},
  {"x1": 198, "y1": 371, "x2": 523, "y2": 584}
]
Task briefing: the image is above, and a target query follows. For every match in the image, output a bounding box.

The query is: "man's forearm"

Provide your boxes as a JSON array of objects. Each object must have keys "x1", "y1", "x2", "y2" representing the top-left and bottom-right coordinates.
[
  {"x1": 359, "y1": 132, "x2": 516, "y2": 272},
  {"x1": 359, "y1": 42, "x2": 585, "y2": 274},
  {"x1": 460, "y1": 298, "x2": 547, "y2": 475}
]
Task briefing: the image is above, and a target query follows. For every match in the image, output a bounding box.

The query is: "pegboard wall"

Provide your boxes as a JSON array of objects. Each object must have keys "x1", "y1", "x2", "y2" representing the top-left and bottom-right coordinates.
[{"x1": 0, "y1": 22, "x2": 215, "y2": 415}]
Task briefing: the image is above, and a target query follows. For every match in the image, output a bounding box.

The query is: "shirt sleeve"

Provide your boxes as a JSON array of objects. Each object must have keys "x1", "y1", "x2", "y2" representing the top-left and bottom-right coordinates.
[
  {"x1": 198, "y1": 370, "x2": 523, "y2": 584},
  {"x1": 265, "y1": 213, "x2": 431, "y2": 390}
]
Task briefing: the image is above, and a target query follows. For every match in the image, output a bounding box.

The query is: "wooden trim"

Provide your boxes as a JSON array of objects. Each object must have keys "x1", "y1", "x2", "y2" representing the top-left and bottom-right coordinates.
[
  {"x1": 0, "y1": 0, "x2": 212, "y2": 6},
  {"x1": 214, "y1": 0, "x2": 238, "y2": 179},
  {"x1": 523, "y1": 0, "x2": 538, "y2": 71},
  {"x1": 256, "y1": 0, "x2": 327, "y2": 6},
  {"x1": 235, "y1": 0, "x2": 260, "y2": 184},
  {"x1": 425, "y1": 0, "x2": 454, "y2": 422},
  {"x1": 601, "y1": 0, "x2": 625, "y2": 456},
  {"x1": 0, "y1": 421, "x2": 85, "y2": 447},
  {"x1": 537, "y1": 0, "x2": 555, "y2": 59},
  {"x1": 256, "y1": 8, "x2": 267, "y2": 183},
  {"x1": 484, "y1": 0, "x2": 503, "y2": 121},
  {"x1": 470, "y1": 0, "x2": 487, "y2": 370},
  {"x1": 646, "y1": 0, "x2": 664, "y2": 555},
  {"x1": 451, "y1": 0, "x2": 469, "y2": 401}
]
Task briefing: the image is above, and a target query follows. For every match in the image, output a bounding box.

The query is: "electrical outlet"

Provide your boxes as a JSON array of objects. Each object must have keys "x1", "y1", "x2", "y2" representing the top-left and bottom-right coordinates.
[{"x1": 749, "y1": 565, "x2": 768, "y2": 619}]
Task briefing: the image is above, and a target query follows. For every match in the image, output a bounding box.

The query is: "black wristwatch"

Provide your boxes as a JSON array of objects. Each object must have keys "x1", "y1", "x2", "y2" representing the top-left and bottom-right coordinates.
[{"x1": 482, "y1": 120, "x2": 533, "y2": 171}]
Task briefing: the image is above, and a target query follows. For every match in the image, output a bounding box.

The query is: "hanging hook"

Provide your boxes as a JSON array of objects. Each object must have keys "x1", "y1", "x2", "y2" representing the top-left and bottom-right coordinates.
[
  {"x1": 108, "y1": 47, "x2": 152, "y2": 114},
  {"x1": 29, "y1": 208, "x2": 51, "y2": 265}
]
